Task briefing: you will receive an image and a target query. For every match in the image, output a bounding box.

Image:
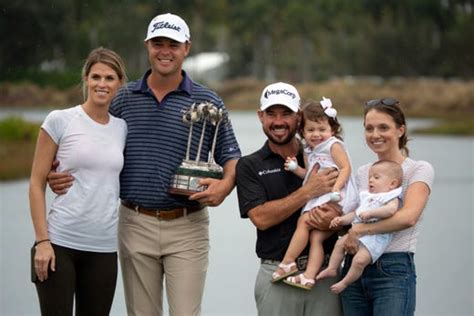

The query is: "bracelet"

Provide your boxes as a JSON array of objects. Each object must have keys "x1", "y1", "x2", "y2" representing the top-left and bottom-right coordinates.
[{"x1": 34, "y1": 239, "x2": 51, "y2": 246}]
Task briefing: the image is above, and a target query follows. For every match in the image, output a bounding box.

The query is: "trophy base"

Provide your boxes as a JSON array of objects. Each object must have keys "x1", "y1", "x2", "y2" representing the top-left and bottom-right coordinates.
[{"x1": 169, "y1": 165, "x2": 223, "y2": 196}]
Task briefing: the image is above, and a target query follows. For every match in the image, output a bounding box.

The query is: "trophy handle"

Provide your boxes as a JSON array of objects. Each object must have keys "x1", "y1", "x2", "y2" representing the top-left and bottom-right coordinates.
[
  {"x1": 186, "y1": 120, "x2": 193, "y2": 161},
  {"x1": 208, "y1": 120, "x2": 221, "y2": 164},
  {"x1": 195, "y1": 119, "x2": 207, "y2": 164},
  {"x1": 185, "y1": 104, "x2": 196, "y2": 161}
]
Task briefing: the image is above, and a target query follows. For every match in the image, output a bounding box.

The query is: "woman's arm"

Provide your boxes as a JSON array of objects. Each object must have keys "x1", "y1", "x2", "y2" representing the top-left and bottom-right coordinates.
[
  {"x1": 330, "y1": 142, "x2": 351, "y2": 193},
  {"x1": 344, "y1": 181, "x2": 430, "y2": 253},
  {"x1": 29, "y1": 129, "x2": 58, "y2": 281}
]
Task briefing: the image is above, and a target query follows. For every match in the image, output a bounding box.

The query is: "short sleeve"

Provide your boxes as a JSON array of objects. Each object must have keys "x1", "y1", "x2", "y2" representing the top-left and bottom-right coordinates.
[
  {"x1": 213, "y1": 110, "x2": 241, "y2": 166},
  {"x1": 236, "y1": 157, "x2": 266, "y2": 218},
  {"x1": 407, "y1": 160, "x2": 434, "y2": 192},
  {"x1": 41, "y1": 110, "x2": 65, "y2": 144},
  {"x1": 119, "y1": 118, "x2": 128, "y2": 148}
]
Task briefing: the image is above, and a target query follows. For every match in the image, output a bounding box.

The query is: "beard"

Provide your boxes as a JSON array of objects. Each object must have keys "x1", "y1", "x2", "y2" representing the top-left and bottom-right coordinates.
[{"x1": 262, "y1": 124, "x2": 297, "y2": 145}]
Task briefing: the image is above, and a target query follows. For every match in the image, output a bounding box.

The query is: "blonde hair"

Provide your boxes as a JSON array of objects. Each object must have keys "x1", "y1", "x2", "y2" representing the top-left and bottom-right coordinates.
[{"x1": 81, "y1": 47, "x2": 127, "y2": 100}]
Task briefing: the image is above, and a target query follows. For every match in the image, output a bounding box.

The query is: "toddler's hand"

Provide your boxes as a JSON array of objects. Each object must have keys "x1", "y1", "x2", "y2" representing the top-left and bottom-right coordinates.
[
  {"x1": 329, "y1": 191, "x2": 341, "y2": 202},
  {"x1": 330, "y1": 216, "x2": 342, "y2": 229},
  {"x1": 284, "y1": 157, "x2": 298, "y2": 171}
]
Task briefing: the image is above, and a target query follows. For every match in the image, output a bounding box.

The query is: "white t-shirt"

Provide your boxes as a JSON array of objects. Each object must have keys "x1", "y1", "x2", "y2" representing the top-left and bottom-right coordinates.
[
  {"x1": 356, "y1": 158, "x2": 434, "y2": 253},
  {"x1": 42, "y1": 105, "x2": 127, "y2": 252},
  {"x1": 302, "y1": 136, "x2": 359, "y2": 214}
]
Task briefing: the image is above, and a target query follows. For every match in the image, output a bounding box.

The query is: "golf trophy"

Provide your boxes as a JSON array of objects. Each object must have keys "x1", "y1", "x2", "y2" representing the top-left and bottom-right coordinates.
[{"x1": 168, "y1": 102, "x2": 227, "y2": 196}]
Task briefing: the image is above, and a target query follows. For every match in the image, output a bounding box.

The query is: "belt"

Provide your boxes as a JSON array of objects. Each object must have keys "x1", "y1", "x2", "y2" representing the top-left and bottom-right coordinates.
[
  {"x1": 121, "y1": 200, "x2": 203, "y2": 220},
  {"x1": 261, "y1": 256, "x2": 308, "y2": 270}
]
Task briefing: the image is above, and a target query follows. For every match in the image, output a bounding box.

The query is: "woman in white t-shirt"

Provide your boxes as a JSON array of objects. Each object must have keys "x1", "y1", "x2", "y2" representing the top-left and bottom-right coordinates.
[
  {"x1": 340, "y1": 98, "x2": 434, "y2": 316},
  {"x1": 29, "y1": 47, "x2": 127, "y2": 315}
]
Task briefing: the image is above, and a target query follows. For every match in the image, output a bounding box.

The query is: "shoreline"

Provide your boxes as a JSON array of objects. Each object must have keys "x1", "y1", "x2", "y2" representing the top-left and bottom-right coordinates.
[
  {"x1": 1, "y1": 77, "x2": 473, "y2": 180},
  {"x1": 2, "y1": 77, "x2": 473, "y2": 115}
]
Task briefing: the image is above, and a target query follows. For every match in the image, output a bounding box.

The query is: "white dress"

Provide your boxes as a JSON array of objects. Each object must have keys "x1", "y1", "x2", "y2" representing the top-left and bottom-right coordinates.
[
  {"x1": 354, "y1": 187, "x2": 403, "y2": 262},
  {"x1": 302, "y1": 137, "x2": 359, "y2": 214}
]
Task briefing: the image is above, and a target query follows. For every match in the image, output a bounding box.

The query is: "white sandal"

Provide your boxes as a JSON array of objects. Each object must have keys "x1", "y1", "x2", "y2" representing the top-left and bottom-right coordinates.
[
  {"x1": 271, "y1": 262, "x2": 298, "y2": 283},
  {"x1": 283, "y1": 273, "x2": 315, "y2": 290}
]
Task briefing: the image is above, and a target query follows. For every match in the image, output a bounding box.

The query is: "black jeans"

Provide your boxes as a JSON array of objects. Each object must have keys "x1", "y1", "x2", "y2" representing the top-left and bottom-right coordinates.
[{"x1": 35, "y1": 244, "x2": 117, "y2": 316}]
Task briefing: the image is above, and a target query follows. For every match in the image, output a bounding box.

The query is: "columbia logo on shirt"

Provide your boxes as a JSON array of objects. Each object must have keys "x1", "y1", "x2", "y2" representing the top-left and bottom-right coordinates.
[{"x1": 258, "y1": 168, "x2": 281, "y2": 176}]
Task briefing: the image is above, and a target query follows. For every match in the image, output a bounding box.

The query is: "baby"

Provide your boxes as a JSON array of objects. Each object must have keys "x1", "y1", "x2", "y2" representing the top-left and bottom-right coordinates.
[{"x1": 316, "y1": 160, "x2": 403, "y2": 294}]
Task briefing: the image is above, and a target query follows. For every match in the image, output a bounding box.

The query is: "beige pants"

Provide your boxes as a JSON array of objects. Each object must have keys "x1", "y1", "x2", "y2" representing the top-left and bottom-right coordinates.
[{"x1": 118, "y1": 204, "x2": 210, "y2": 316}]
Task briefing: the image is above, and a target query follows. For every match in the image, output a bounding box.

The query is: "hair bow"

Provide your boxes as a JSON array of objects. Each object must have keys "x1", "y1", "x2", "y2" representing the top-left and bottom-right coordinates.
[{"x1": 320, "y1": 96, "x2": 337, "y2": 118}]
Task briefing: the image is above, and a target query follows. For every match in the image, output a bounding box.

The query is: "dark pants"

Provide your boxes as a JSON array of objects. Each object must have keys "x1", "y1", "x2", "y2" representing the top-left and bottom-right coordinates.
[
  {"x1": 341, "y1": 252, "x2": 416, "y2": 316},
  {"x1": 35, "y1": 244, "x2": 117, "y2": 316}
]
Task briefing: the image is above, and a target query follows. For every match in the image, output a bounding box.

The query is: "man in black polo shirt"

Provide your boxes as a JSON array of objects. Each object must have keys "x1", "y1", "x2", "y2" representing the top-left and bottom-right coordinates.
[{"x1": 235, "y1": 82, "x2": 342, "y2": 315}]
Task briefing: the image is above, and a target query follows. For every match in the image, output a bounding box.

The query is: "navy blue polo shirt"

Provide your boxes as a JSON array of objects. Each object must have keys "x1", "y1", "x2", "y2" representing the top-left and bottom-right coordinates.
[
  {"x1": 236, "y1": 141, "x2": 336, "y2": 260},
  {"x1": 110, "y1": 70, "x2": 241, "y2": 209}
]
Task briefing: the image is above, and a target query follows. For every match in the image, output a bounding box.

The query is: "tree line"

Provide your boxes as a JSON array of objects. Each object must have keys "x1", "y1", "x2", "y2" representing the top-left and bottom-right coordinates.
[{"x1": 1, "y1": 0, "x2": 473, "y2": 86}]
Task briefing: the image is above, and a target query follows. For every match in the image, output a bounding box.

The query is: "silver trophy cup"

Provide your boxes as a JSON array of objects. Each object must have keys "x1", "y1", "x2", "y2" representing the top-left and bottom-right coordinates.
[{"x1": 168, "y1": 102, "x2": 226, "y2": 196}]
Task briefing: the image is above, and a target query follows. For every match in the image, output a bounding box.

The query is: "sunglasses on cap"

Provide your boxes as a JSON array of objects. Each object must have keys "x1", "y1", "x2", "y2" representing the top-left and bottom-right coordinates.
[{"x1": 365, "y1": 98, "x2": 399, "y2": 107}]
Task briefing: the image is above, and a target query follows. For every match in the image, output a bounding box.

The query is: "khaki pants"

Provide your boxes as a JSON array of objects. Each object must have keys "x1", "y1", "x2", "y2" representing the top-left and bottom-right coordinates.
[{"x1": 118, "y1": 204, "x2": 210, "y2": 316}]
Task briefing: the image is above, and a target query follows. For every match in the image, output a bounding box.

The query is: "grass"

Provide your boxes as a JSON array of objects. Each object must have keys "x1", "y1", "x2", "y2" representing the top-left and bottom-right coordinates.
[
  {"x1": 0, "y1": 117, "x2": 39, "y2": 180},
  {"x1": 0, "y1": 139, "x2": 36, "y2": 180},
  {"x1": 0, "y1": 116, "x2": 39, "y2": 141},
  {"x1": 413, "y1": 119, "x2": 474, "y2": 136}
]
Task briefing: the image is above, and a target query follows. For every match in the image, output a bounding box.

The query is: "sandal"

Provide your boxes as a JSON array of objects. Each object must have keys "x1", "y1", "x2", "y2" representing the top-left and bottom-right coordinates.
[
  {"x1": 283, "y1": 273, "x2": 315, "y2": 290},
  {"x1": 271, "y1": 262, "x2": 298, "y2": 283}
]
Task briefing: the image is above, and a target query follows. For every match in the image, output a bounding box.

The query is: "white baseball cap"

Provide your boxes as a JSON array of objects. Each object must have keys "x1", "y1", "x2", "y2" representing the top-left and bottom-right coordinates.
[
  {"x1": 144, "y1": 13, "x2": 190, "y2": 43},
  {"x1": 260, "y1": 82, "x2": 300, "y2": 112}
]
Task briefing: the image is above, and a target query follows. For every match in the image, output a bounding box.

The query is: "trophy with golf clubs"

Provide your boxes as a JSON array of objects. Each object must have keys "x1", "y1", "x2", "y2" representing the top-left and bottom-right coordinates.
[{"x1": 168, "y1": 102, "x2": 227, "y2": 196}]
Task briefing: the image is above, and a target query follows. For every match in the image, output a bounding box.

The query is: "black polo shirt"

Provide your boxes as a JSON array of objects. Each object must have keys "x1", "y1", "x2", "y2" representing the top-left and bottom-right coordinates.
[{"x1": 236, "y1": 141, "x2": 337, "y2": 261}]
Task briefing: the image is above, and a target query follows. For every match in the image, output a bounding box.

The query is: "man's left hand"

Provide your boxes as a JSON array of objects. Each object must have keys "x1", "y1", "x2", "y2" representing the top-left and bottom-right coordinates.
[
  {"x1": 306, "y1": 204, "x2": 342, "y2": 231},
  {"x1": 188, "y1": 178, "x2": 230, "y2": 206}
]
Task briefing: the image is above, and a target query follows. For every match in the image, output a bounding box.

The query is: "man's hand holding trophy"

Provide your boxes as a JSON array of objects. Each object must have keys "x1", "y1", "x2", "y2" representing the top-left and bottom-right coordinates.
[{"x1": 168, "y1": 102, "x2": 228, "y2": 196}]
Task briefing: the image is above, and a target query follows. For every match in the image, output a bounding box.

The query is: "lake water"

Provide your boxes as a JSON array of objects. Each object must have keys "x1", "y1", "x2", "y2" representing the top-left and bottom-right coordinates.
[{"x1": 0, "y1": 110, "x2": 473, "y2": 316}]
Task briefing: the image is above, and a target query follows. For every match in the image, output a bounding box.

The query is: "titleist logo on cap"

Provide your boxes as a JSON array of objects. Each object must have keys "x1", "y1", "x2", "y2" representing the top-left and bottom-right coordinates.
[
  {"x1": 152, "y1": 21, "x2": 181, "y2": 33},
  {"x1": 264, "y1": 89, "x2": 297, "y2": 99}
]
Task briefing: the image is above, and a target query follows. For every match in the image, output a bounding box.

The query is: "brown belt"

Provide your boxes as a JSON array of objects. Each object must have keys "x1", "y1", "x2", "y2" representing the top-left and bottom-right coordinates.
[{"x1": 121, "y1": 200, "x2": 203, "y2": 220}]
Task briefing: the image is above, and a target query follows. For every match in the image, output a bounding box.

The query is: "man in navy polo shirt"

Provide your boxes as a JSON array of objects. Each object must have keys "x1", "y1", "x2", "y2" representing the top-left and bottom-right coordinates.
[
  {"x1": 48, "y1": 13, "x2": 241, "y2": 316},
  {"x1": 235, "y1": 82, "x2": 342, "y2": 315}
]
